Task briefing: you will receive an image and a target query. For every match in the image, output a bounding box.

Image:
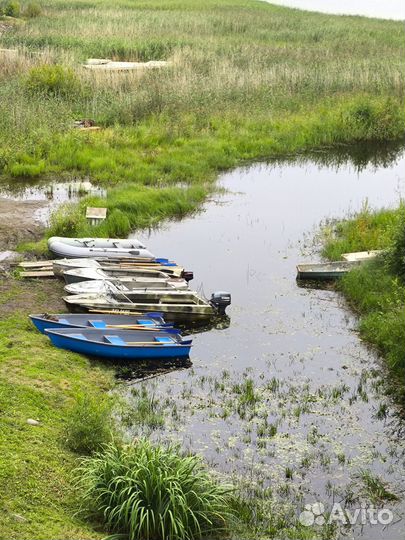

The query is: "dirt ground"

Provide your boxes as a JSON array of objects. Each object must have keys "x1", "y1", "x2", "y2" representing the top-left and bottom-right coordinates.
[{"x1": 0, "y1": 198, "x2": 46, "y2": 250}]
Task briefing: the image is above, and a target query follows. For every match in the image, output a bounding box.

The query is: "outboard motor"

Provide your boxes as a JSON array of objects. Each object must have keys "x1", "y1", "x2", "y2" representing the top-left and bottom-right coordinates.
[
  {"x1": 210, "y1": 291, "x2": 231, "y2": 316},
  {"x1": 182, "y1": 270, "x2": 194, "y2": 282}
]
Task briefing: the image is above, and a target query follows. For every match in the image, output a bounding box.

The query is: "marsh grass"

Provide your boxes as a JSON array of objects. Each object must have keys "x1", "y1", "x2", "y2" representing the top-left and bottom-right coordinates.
[
  {"x1": 76, "y1": 439, "x2": 234, "y2": 540},
  {"x1": 1, "y1": 0, "x2": 404, "y2": 236},
  {"x1": 357, "y1": 470, "x2": 400, "y2": 504},
  {"x1": 324, "y1": 205, "x2": 405, "y2": 394}
]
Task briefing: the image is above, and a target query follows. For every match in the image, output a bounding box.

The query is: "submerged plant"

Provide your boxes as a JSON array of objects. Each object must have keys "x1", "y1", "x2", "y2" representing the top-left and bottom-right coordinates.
[{"x1": 76, "y1": 439, "x2": 233, "y2": 540}]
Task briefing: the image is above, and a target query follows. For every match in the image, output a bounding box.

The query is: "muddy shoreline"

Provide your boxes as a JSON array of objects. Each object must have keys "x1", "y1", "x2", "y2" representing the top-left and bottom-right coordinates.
[{"x1": 0, "y1": 198, "x2": 45, "y2": 250}]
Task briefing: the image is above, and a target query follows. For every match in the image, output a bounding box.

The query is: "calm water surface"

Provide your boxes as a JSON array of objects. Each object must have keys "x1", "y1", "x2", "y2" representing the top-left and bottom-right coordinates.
[
  {"x1": 127, "y1": 145, "x2": 405, "y2": 539},
  {"x1": 266, "y1": 0, "x2": 405, "y2": 20}
]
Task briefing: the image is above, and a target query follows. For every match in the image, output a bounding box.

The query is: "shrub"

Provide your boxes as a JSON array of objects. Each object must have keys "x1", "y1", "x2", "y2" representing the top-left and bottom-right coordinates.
[
  {"x1": 24, "y1": 1, "x2": 41, "y2": 17},
  {"x1": 25, "y1": 64, "x2": 80, "y2": 97},
  {"x1": 3, "y1": 1, "x2": 20, "y2": 17},
  {"x1": 77, "y1": 439, "x2": 233, "y2": 540},
  {"x1": 65, "y1": 391, "x2": 113, "y2": 455}
]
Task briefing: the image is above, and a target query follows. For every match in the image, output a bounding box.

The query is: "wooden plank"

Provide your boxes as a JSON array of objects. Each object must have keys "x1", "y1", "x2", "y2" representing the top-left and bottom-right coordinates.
[
  {"x1": 18, "y1": 260, "x2": 54, "y2": 268},
  {"x1": 20, "y1": 271, "x2": 55, "y2": 278}
]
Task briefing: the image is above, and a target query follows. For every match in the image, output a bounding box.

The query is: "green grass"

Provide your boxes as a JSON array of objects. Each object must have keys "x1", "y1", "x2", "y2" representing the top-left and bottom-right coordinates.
[
  {"x1": 76, "y1": 439, "x2": 234, "y2": 540},
  {"x1": 323, "y1": 205, "x2": 405, "y2": 396},
  {"x1": 0, "y1": 310, "x2": 114, "y2": 539},
  {"x1": 0, "y1": 0, "x2": 404, "y2": 237}
]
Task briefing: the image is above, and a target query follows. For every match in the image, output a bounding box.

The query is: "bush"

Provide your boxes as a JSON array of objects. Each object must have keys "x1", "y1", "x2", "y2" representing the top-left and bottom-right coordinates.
[
  {"x1": 65, "y1": 392, "x2": 113, "y2": 455},
  {"x1": 3, "y1": 1, "x2": 20, "y2": 17},
  {"x1": 77, "y1": 439, "x2": 233, "y2": 540},
  {"x1": 25, "y1": 64, "x2": 80, "y2": 97},
  {"x1": 24, "y1": 1, "x2": 41, "y2": 17}
]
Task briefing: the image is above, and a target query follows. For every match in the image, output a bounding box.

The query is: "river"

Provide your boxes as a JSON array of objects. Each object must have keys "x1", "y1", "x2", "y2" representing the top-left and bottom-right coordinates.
[
  {"x1": 124, "y1": 143, "x2": 405, "y2": 539},
  {"x1": 265, "y1": 0, "x2": 405, "y2": 20}
]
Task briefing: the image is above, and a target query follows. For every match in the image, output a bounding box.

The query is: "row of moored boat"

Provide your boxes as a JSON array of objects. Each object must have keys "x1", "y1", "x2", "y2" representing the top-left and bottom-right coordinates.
[{"x1": 29, "y1": 236, "x2": 232, "y2": 360}]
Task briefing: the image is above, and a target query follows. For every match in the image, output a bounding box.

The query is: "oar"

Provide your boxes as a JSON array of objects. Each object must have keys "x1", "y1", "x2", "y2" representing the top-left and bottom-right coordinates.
[{"x1": 89, "y1": 309, "x2": 143, "y2": 315}]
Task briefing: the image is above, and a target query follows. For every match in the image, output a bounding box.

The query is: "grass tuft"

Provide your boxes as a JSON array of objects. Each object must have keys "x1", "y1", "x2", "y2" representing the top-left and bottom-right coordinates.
[{"x1": 76, "y1": 439, "x2": 234, "y2": 540}]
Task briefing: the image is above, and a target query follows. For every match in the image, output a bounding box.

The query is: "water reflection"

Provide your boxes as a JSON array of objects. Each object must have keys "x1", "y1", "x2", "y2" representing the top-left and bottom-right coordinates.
[{"x1": 126, "y1": 143, "x2": 405, "y2": 539}]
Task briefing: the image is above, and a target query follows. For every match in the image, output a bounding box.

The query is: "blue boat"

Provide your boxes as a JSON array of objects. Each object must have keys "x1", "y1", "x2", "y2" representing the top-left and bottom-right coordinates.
[
  {"x1": 44, "y1": 328, "x2": 192, "y2": 360},
  {"x1": 29, "y1": 312, "x2": 176, "y2": 334}
]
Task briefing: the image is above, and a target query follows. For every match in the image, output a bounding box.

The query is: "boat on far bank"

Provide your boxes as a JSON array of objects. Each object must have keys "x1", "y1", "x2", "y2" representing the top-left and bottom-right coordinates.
[
  {"x1": 341, "y1": 250, "x2": 382, "y2": 262},
  {"x1": 296, "y1": 261, "x2": 361, "y2": 280}
]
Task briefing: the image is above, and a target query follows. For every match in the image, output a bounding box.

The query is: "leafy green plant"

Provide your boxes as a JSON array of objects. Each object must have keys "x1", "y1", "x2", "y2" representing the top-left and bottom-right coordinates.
[
  {"x1": 65, "y1": 391, "x2": 113, "y2": 454},
  {"x1": 25, "y1": 64, "x2": 80, "y2": 97},
  {"x1": 24, "y1": 1, "x2": 41, "y2": 18},
  {"x1": 77, "y1": 439, "x2": 233, "y2": 540},
  {"x1": 3, "y1": 1, "x2": 21, "y2": 17}
]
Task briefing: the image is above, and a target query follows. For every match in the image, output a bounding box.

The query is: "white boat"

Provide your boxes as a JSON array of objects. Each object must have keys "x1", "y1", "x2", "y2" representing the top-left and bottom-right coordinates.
[
  {"x1": 63, "y1": 290, "x2": 231, "y2": 322},
  {"x1": 64, "y1": 278, "x2": 189, "y2": 295},
  {"x1": 48, "y1": 236, "x2": 155, "y2": 259},
  {"x1": 341, "y1": 250, "x2": 382, "y2": 262}
]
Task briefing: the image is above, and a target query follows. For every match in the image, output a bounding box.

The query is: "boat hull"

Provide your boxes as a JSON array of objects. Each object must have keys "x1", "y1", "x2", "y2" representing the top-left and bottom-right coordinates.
[
  {"x1": 45, "y1": 329, "x2": 191, "y2": 359},
  {"x1": 296, "y1": 261, "x2": 361, "y2": 280},
  {"x1": 29, "y1": 313, "x2": 174, "y2": 334}
]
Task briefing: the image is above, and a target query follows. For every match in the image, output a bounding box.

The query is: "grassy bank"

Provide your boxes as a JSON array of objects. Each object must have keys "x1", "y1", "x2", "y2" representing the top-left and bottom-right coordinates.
[
  {"x1": 1, "y1": 0, "x2": 404, "y2": 237},
  {"x1": 323, "y1": 205, "x2": 405, "y2": 398},
  {"x1": 0, "y1": 279, "x2": 115, "y2": 539}
]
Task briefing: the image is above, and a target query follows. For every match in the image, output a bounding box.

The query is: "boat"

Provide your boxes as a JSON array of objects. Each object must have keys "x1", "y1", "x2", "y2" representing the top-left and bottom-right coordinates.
[
  {"x1": 44, "y1": 328, "x2": 192, "y2": 359},
  {"x1": 62, "y1": 266, "x2": 188, "y2": 284},
  {"x1": 64, "y1": 278, "x2": 189, "y2": 295},
  {"x1": 48, "y1": 236, "x2": 155, "y2": 259},
  {"x1": 296, "y1": 261, "x2": 361, "y2": 280},
  {"x1": 29, "y1": 312, "x2": 176, "y2": 334},
  {"x1": 341, "y1": 250, "x2": 382, "y2": 262},
  {"x1": 53, "y1": 258, "x2": 190, "y2": 280},
  {"x1": 63, "y1": 290, "x2": 231, "y2": 322}
]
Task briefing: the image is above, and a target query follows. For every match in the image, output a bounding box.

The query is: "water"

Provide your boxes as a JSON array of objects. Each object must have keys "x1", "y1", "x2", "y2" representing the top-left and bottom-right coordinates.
[
  {"x1": 265, "y1": 0, "x2": 405, "y2": 20},
  {"x1": 126, "y1": 144, "x2": 405, "y2": 538},
  {"x1": 0, "y1": 179, "x2": 106, "y2": 225}
]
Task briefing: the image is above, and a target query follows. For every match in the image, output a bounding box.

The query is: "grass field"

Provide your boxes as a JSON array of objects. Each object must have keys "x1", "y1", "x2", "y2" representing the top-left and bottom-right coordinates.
[{"x1": 1, "y1": 0, "x2": 404, "y2": 237}]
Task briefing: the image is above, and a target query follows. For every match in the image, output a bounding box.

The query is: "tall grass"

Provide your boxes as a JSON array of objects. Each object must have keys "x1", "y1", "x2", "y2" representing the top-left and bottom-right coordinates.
[
  {"x1": 76, "y1": 439, "x2": 233, "y2": 540},
  {"x1": 65, "y1": 391, "x2": 114, "y2": 454},
  {"x1": 324, "y1": 205, "x2": 405, "y2": 397},
  {"x1": 0, "y1": 1, "x2": 404, "y2": 236}
]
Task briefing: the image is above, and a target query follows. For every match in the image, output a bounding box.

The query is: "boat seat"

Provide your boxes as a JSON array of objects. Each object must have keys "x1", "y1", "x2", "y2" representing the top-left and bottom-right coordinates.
[
  {"x1": 58, "y1": 318, "x2": 70, "y2": 325},
  {"x1": 104, "y1": 335, "x2": 126, "y2": 346},
  {"x1": 154, "y1": 336, "x2": 174, "y2": 344},
  {"x1": 70, "y1": 333, "x2": 87, "y2": 340},
  {"x1": 88, "y1": 320, "x2": 106, "y2": 329},
  {"x1": 137, "y1": 319, "x2": 154, "y2": 326}
]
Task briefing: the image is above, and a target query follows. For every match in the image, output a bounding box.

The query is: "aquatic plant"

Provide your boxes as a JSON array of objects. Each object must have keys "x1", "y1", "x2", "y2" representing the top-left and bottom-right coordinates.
[{"x1": 76, "y1": 439, "x2": 233, "y2": 540}]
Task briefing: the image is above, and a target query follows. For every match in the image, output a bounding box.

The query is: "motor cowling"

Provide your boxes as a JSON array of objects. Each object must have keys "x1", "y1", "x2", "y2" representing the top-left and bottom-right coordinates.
[{"x1": 210, "y1": 291, "x2": 231, "y2": 315}]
